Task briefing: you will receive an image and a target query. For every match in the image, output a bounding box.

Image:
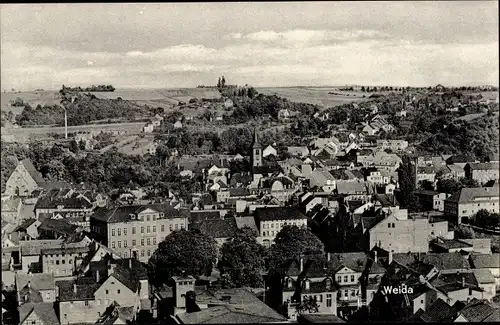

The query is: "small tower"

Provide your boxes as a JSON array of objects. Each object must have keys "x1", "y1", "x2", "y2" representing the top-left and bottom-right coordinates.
[
  {"x1": 252, "y1": 128, "x2": 263, "y2": 167},
  {"x1": 172, "y1": 275, "x2": 196, "y2": 310}
]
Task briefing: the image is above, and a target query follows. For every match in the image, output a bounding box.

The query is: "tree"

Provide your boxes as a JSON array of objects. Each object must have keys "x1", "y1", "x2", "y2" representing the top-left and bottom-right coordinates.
[
  {"x1": 217, "y1": 77, "x2": 221, "y2": 88},
  {"x1": 455, "y1": 225, "x2": 475, "y2": 239},
  {"x1": 69, "y1": 140, "x2": 79, "y2": 154},
  {"x1": 78, "y1": 140, "x2": 86, "y2": 151},
  {"x1": 418, "y1": 180, "x2": 434, "y2": 191},
  {"x1": 436, "y1": 178, "x2": 462, "y2": 194},
  {"x1": 296, "y1": 296, "x2": 320, "y2": 314},
  {"x1": 268, "y1": 225, "x2": 324, "y2": 277},
  {"x1": 221, "y1": 76, "x2": 226, "y2": 88},
  {"x1": 361, "y1": 86, "x2": 365, "y2": 92},
  {"x1": 218, "y1": 227, "x2": 267, "y2": 288},
  {"x1": 397, "y1": 155, "x2": 416, "y2": 208},
  {"x1": 147, "y1": 229, "x2": 218, "y2": 286}
]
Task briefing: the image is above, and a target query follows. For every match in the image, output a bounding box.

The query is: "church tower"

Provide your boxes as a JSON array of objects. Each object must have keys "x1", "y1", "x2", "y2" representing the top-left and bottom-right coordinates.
[{"x1": 252, "y1": 128, "x2": 263, "y2": 167}]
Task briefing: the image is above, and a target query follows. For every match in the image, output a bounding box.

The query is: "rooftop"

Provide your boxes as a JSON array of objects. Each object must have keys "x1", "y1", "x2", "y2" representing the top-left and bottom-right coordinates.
[{"x1": 254, "y1": 207, "x2": 307, "y2": 222}]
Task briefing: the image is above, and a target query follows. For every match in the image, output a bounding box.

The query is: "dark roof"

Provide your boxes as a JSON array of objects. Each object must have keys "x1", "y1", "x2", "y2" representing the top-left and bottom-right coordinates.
[
  {"x1": 254, "y1": 207, "x2": 306, "y2": 222},
  {"x1": 446, "y1": 155, "x2": 476, "y2": 164},
  {"x1": 57, "y1": 279, "x2": 100, "y2": 301},
  {"x1": 328, "y1": 252, "x2": 368, "y2": 273},
  {"x1": 189, "y1": 211, "x2": 222, "y2": 224},
  {"x1": 393, "y1": 252, "x2": 470, "y2": 271},
  {"x1": 18, "y1": 302, "x2": 60, "y2": 325},
  {"x1": 298, "y1": 314, "x2": 346, "y2": 323},
  {"x1": 228, "y1": 188, "x2": 251, "y2": 197},
  {"x1": 432, "y1": 238, "x2": 473, "y2": 250},
  {"x1": 466, "y1": 162, "x2": 500, "y2": 171},
  {"x1": 20, "y1": 159, "x2": 45, "y2": 184},
  {"x1": 195, "y1": 218, "x2": 238, "y2": 239},
  {"x1": 35, "y1": 197, "x2": 93, "y2": 209},
  {"x1": 91, "y1": 204, "x2": 189, "y2": 223},
  {"x1": 459, "y1": 299, "x2": 497, "y2": 322},
  {"x1": 14, "y1": 218, "x2": 37, "y2": 231},
  {"x1": 419, "y1": 298, "x2": 461, "y2": 322},
  {"x1": 39, "y1": 218, "x2": 79, "y2": 235},
  {"x1": 110, "y1": 263, "x2": 142, "y2": 292},
  {"x1": 470, "y1": 253, "x2": 500, "y2": 269},
  {"x1": 446, "y1": 187, "x2": 499, "y2": 203}
]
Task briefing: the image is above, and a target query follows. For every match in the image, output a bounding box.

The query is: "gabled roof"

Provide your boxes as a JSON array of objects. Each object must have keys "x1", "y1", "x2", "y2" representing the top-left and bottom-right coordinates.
[
  {"x1": 254, "y1": 207, "x2": 306, "y2": 222},
  {"x1": 328, "y1": 252, "x2": 368, "y2": 273},
  {"x1": 446, "y1": 187, "x2": 499, "y2": 204},
  {"x1": 195, "y1": 218, "x2": 238, "y2": 239},
  {"x1": 19, "y1": 159, "x2": 45, "y2": 184},
  {"x1": 16, "y1": 273, "x2": 57, "y2": 292},
  {"x1": 57, "y1": 278, "x2": 100, "y2": 301},
  {"x1": 91, "y1": 204, "x2": 190, "y2": 223},
  {"x1": 470, "y1": 253, "x2": 500, "y2": 269},
  {"x1": 418, "y1": 298, "x2": 462, "y2": 322},
  {"x1": 458, "y1": 299, "x2": 498, "y2": 322},
  {"x1": 19, "y1": 302, "x2": 60, "y2": 325},
  {"x1": 466, "y1": 162, "x2": 500, "y2": 171}
]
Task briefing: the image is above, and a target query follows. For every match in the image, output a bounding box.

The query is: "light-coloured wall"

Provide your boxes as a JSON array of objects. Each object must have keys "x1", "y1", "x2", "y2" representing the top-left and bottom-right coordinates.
[
  {"x1": 59, "y1": 299, "x2": 105, "y2": 325},
  {"x1": 472, "y1": 169, "x2": 500, "y2": 185},
  {"x1": 259, "y1": 219, "x2": 307, "y2": 245},
  {"x1": 5, "y1": 164, "x2": 39, "y2": 197}
]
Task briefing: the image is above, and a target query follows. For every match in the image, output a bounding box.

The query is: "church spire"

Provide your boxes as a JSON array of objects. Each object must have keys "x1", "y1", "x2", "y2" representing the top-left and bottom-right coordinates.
[{"x1": 252, "y1": 127, "x2": 262, "y2": 149}]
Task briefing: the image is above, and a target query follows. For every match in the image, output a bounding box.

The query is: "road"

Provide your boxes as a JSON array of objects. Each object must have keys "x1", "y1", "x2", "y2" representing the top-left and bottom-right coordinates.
[{"x1": 2, "y1": 122, "x2": 145, "y2": 138}]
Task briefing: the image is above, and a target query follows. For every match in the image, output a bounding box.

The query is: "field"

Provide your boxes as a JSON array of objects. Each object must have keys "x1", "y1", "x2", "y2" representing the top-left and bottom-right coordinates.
[
  {"x1": 256, "y1": 87, "x2": 367, "y2": 108},
  {"x1": 1, "y1": 90, "x2": 61, "y2": 114}
]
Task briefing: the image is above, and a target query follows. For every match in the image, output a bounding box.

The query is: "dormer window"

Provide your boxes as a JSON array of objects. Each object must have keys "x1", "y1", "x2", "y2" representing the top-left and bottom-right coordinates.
[
  {"x1": 287, "y1": 278, "x2": 293, "y2": 288},
  {"x1": 325, "y1": 278, "x2": 331, "y2": 290}
]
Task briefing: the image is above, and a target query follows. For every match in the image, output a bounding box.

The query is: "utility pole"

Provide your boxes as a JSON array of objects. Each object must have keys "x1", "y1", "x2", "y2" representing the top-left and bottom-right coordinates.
[{"x1": 64, "y1": 108, "x2": 68, "y2": 139}]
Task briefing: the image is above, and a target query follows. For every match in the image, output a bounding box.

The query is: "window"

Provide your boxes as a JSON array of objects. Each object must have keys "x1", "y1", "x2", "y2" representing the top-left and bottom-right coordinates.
[
  {"x1": 106, "y1": 290, "x2": 109, "y2": 294},
  {"x1": 421, "y1": 299, "x2": 424, "y2": 304},
  {"x1": 146, "y1": 215, "x2": 150, "y2": 221},
  {"x1": 388, "y1": 223, "x2": 391, "y2": 228},
  {"x1": 352, "y1": 291, "x2": 356, "y2": 297},
  {"x1": 147, "y1": 250, "x2": 151, "y2": 256},
  {"x1": 112, "y1": 229, "x2": 115, "y2": 236},
  {"x1": 69, "y1": 260, "x2": 72, "y2": 264},
  {"x1": 181, "y1": 224, "x2": 185, "y2": 229},
  {"x1": 51, "y1": 260, "x2": 54, "y2": 265},
  {"x1": 147, "y1": 238, "x2": 151, "y2": 245},
  {"x1": 141, "y1": 226, "x2": 144, "y2": 233},
  {"x1": 118, "y1": 241, "x2": 121, "y2": 248},
  {"x1": 169, "y1": 224, "x2": 173, "y2": 231},
  {"x1": 175, "y1": 224, "x2": 179, "y2": 230},
  {"x1": 132, "y1": 240, "x2": 136, "y2": 246},
  {"x1": 344, "y1": 291, "x2": 348, "y2": 297},
  {"x1": 56, "y1": 260, "x2": 60, "y2": 265},
  {"x1": 344, "y1": 276, "x2": 348, "y2": 282},
  {"x1": 117, "y1": 228, "x2": 121, "y2": 236},
  {"x1": 351, "y1": 275, "x2": 355, "y2": 282},
  {"x1": 337, "y1": 276, "x2": 341, "y2": 283},
  {"x1": 141, "y1": 239, "x2": 145, "y2": 246},
  {"x1": 132, "y1": 227, "x2": 136, "y2": 234},
  {"x1": 141, "y1": 250, "x2": 145, "y2": 257},
  {"x1": 124, "y1": 228, "x2": 127, "y2": 235},
  {"x1": 112, "y1": 242, "x2": 115, "y2": 248},
  {"x1": 147, "y1": 226, "x2": 150, "y2": 233},
  {"x1": 161, "y1": 225, "x2": 165, "y2": 232},
  {"x1": 392, "y1": 223, "x2": 395, "y2": 228},
  {"x1": 153, "y1": 226, "x2": 156, "y2": 232},
  {"x1": 431, "y1": 231, "x2": 434, "y2": 235},
  {"x1": 62, "y1": 260, "x2": 66, "y2": 264},
  {"x1": 326, "y1": 294, "x2": 332, "y2": 307},
  {"x1": 124, "y1": 240, "x2": 127, "y2": 248},
  {"x1": 85, "y1": 300, "x2": 89, "y2": 306},
  {"x1": 117, "y1": 289, "x2": 121, "y2": 294},
  {"x1": 271, "y1": 223, "x2": 274, "y2": 229},
  {"x1": 255, "y1": 149, "x2": 260, "y2": 155},
  {"x1": 153, "y1": 238, "x2": 156, "y2": 245},
  {"x1": 153, "y1": 215, "x2": 157, "y2": 221}
]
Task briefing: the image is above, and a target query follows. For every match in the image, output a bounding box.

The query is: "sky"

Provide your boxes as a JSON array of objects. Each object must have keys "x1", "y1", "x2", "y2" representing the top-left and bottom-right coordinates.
[{"x1": 1, "y1": 2, "x2": 498, "y2": 90}]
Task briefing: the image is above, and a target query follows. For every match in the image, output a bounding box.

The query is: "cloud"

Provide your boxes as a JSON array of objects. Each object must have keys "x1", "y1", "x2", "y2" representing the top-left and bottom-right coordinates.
[{"x1": 1, "y1": 29, "x2": 498, "y2": 90}]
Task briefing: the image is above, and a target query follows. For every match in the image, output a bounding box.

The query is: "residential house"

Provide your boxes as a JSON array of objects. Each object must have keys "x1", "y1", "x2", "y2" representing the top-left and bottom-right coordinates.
[
  {"x1": 13, "y1": 219, "x2": 41, "y2": 240},
  {"x1": 254, "y1": 207, "x2": 308, "y2": 247},
  {"x1": 35, "y1": 196, "x2": 94, "y2": 230},
  {"x1": 143, "y1": 123, "x2": 154, "y2": 133},
  {"x1": 18, "y1": 303, "x2": 60, "y2": 325},
  {"x1": 444, "y1": 187, "x2": 499, "y2": 224},
  {"x1": 367, "y1": 210, "x2": 453, "y2": 253},
  {"x1": 263, "y1": 145, "x2": 278, "y2": 158},
  {"x1": 288, "y1": 146, "x2": 310, "y2": 158},
  {"x1": 278, "y1": 109, "x2": 291, "y2": 122},
  {"x1": 454, "y1": 299, "x2": 500, "y2": 322},
  {"x1": 4, "y1": 159, "x2": 45, "y2": 197},
  {"x1": 57, "y1": 256, "x2": 148, "y2": 325},
  {"x1": 464, "y1": 163, "x2": 500, "y2": 185},
  {"x1": 357, "y1": 152, "x2": 402, "y2": 172},
  {"x1": 40, "y1": 240, "x2": 91, "y2": 277},
  {"x1": 445, "y1": 164, "x2": 467, "y2": 181},
  {"x1": 309, "y1": 169, "x2": 336, "y2": 193},
  {"x1": 413, "y1": 190, "x2": 451, "y2": 212},
  {"x1": 15, "y1": 273, "x2": 57, "y2": 304},
  {"x1": 469, "y1": 253, "x2": 500, "y2": 288},
  {"x1": 446, "y1": 155, "x2": 478, "y2": 169},
  {"x1": 336, "y1": 182, "x2": 370, "y2": 202},
  {"x1": 1, "y1": 197, "x2": 22, "y2": 224},
  {"x1": 90, "y1": 204, "x2": 190, "y2": 263},
  {"x1": 417, "y1": 166, "x2": 437, "y2": 184},
  {"x1": 376, "y1": 140, "x2": 409, "y2": 152}
]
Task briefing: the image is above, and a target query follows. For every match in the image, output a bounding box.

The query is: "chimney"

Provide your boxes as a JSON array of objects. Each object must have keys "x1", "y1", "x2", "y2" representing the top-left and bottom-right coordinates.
[
  {"x1": 327, "y1": 252, "x2": 331, "y2": 262},
  {"x1": 96, "y1": 270, "x2": 100, "y2": 283},
  {"x1": 462, "y1": 277, "x2": 465, "y2": 288},
  {"x1": 73, "y1": 283, "x2": 77, "y2": 293},
  {"x1": 388, "y1": 251, "x2": 393, "y2": 265},
  {"x1": 374, "y1": 251, "x2": 378, "y2": 263},
  {"x1": 300, "y1": 257, "x2": 304, "y2": 273}
]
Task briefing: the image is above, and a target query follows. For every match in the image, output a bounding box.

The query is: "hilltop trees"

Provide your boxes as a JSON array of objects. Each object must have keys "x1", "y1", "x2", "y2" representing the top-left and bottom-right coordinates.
[
  {"x1": 148, "y1": 229, "x2": 218, "y2": 286},
  {"x1": 218, "y1": 227, "x2": 267, "y2": 288}
]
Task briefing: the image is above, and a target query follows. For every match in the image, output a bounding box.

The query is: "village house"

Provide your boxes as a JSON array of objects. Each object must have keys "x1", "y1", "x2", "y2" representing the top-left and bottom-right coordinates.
[
  {"x1": 464, "y1": 162, "x2": 500, "y2": 185},
  {"x1": 15, "y1": 272, "x2": 58, "y2": 305},
  {"x1": 263, "y1": 144, "x2": 278, "y2": 158},
  {"x1": 90, "y1": 204, "x2": 190, "y2": 263},
  {"x1": 413, "y1": 190, "x2": 451, "y2": 212},
  {"x1": 1, "y1": 197, "x2": 22, "y2": 224},
  {"x1": 366, "y1": 209, "x2": 453, "y2": 253},
  {"x1": 444, "y1": 187, "x2": 500, "y2": 224},
  {"x1": 254, "y1": 207, "x2": 308, "y2": 247},
  {"x1": 142, "y1": 122, "x2": 154, "y2": 133},
  {"x1": 35, "y1": 196, "x2": 94, "y2": 230},
  {"x1": 19, "y1": 303, "x2": 60, "y2": 325},
  {"x1": 278, "y1": 108, "x2": 291, "y2": 122},
  {"x1": 469, "y1": 253, "x2": 500, "y2": 288},
  {"x1": 174, "y1": 120, "x2": 183, "y2": 129},
  {"x1": 376, "y1": 139, "x2": 409, "y2": 152},
  {"x1": 288, "y1": 146, "x2": 310, "y2": 158},
  {"x1": 417, "y1": 166, "x2": 437, "y2": 184},
  {"x1": 4, "y1": 159, "x2": 45, "y2": 197}
]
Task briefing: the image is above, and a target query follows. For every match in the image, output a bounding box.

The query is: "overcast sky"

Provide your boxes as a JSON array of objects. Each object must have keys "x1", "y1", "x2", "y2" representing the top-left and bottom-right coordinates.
[{"x1": 1, "y1": 2, "x2": 498, "y2": 90}]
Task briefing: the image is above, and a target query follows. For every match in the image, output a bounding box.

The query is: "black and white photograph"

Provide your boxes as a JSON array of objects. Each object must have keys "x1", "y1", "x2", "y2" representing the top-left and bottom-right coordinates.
[{"x1": 1, "y1": 2, "x2": 499, "y2": 324}]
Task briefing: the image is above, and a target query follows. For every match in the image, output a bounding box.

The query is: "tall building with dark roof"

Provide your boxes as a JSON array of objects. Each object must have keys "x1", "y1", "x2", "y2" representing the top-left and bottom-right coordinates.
[{"x1": 90, "y1": 204, "x2": 190, "y2": 263}]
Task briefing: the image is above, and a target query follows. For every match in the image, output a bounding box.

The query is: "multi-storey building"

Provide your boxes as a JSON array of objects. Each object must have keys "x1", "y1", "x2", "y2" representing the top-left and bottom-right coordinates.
[
  {"x1": 90, "y1": 204, "x2": 190, "y2": 263},
  {"x1": 444, "y1": 187, "x2": 499, "y2": 224},
  {"x1": 367, "y1": 210, "x2": 453, "y2": 253},
  {"x1": 464, "y1": 163, "x2": 500, "y2": 185},
  {"x1": 414, "y1": 190, "x2": 451, "y2": 212},
  {"x1": 254, "y1": 207, "x2": 308, "y2": 247},
  {"x1": 376, "y1": 139, "x2": 409, "y2": 152}
]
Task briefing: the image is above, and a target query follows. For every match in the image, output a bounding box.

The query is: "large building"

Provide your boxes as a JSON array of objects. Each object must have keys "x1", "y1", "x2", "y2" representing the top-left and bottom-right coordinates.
[
  {"x1": 367, "y1": 210, "x2": 453, "y2": 253},
  {"x1": 444, "y1": 187, "x2": 500, "y2": 224},
  {"x1": 464, "y1": 163, "x2": 500, "y2": 185},
  {"x1": 4, "y1": 159, "x2": 45, "y2": 197},
  {"x1": 254, "y1": 207, "x2": 308, "y2": 247},
  {"x1": 90, "y1": 204, "x2": 190, "y2": 263}
]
